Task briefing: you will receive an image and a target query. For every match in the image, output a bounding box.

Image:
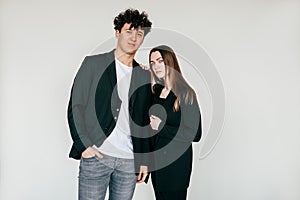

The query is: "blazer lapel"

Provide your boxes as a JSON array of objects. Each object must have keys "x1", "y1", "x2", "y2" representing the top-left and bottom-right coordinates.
[
  {"x1": 103, "y1": 49, "x2": 117, "y2": 90},
  {"x1": 107, "y1": 60, "x2": 117, "y2": 89},
  {"x1": 106, "y1": 60, "x2": 123, "y2": 110},
  {"x1": 128, "y1": 60, "x2": 139, "y2": 115}
]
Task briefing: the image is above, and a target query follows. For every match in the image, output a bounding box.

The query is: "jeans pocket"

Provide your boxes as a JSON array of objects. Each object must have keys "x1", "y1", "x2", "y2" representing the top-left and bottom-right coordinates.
[{"x1": 81, "y1": 156, "x2": 97, "y2": 162}]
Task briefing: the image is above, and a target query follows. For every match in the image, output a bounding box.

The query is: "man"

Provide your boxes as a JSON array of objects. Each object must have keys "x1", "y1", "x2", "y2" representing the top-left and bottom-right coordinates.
[{"x1": 67, "y1": 8, "x2": 152, "y2": 200}]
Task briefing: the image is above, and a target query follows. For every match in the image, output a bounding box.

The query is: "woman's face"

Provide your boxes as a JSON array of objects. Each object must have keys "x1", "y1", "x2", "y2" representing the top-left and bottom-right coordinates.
[{"x1": 150, "y1": 51, "x2": 166, "y2": 79}]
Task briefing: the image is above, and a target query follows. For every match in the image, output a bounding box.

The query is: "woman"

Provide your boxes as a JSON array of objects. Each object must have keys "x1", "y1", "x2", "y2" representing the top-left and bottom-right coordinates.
[{"x1": 148, "y1": 45, "x2": 202, "y2": 200}]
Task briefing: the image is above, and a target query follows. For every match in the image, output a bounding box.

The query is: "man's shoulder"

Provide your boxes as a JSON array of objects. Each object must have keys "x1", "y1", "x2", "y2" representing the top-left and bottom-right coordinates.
[
  {"x1": 133, "y1": 60, "x2": 150, "y2": 75},
  {"x1": 85, "y1": 49, "x2": 115, "y2": 64},
  {"x1": 135, "y1": 65, "x2": 151, "y2": 79},
  {"x1": 77, "y1": 50, "x2": 115, "y2": 77}
]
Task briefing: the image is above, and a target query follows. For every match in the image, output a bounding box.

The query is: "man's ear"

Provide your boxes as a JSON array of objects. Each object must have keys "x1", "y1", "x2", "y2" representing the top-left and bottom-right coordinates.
[{"x1": 115, "y1": 30, "x2": 120, "y2": 38}]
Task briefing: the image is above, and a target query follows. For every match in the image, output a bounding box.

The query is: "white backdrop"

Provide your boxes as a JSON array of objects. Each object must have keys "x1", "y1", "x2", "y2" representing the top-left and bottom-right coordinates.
[{"x1": 1, "y1": 0, "x2": 300, "y2": 200}]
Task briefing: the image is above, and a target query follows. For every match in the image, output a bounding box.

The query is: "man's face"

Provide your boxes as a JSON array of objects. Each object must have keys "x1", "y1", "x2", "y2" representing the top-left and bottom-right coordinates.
[{"x1": 115, "y1": 23, "x2": 145, "y2": 55}]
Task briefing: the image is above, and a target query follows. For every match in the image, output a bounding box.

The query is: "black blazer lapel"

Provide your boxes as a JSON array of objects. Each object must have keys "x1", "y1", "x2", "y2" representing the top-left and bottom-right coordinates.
[
  {"x1": 129, "y1": 60, "x2": 140, "y2": 116},
  {"x1": 107, "y1": 60, "x2": 117, "y2": 89}
]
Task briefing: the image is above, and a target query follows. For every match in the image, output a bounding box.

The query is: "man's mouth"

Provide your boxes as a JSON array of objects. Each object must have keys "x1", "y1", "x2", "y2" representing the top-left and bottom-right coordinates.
[{"x1": 128, "y1": 43, "x2": 135, "y2": 47}]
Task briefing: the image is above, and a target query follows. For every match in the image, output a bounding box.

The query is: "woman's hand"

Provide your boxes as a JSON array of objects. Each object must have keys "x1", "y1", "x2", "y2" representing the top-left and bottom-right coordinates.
[{"x1": 150, "y1": 115, "x2": 162, "y2": 130}]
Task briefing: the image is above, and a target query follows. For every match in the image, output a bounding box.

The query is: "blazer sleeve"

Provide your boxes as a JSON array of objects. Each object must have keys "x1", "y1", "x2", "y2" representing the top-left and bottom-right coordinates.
[
  {"x1": 132, "y1": 79, "x2": 153, "y2": 166},
  {"x1": 67, "y1": 56, "x2": 94, "y2": 155}
]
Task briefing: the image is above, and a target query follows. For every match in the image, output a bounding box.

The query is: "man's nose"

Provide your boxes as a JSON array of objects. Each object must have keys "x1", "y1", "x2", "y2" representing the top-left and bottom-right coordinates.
[{"x1": 131, "y1": 31, "x2": 137, "y2": 41}]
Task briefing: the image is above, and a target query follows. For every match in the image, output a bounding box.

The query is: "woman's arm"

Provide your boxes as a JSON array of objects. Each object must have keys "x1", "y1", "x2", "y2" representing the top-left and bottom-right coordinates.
[{"x1": 156, "y1": 98, "x2": 202, "y2": 143}]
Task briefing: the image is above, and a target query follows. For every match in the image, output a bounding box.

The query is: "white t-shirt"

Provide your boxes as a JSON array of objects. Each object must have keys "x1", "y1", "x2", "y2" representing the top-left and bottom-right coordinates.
[{"x1": 96, "y1": 59, "x2": 134, "y2": 159}]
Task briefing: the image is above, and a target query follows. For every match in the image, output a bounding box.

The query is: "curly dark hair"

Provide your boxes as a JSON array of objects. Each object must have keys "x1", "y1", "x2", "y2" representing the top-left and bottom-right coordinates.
[{"x1": 114, "y1": 8, "x2": 152, "y2": 36}]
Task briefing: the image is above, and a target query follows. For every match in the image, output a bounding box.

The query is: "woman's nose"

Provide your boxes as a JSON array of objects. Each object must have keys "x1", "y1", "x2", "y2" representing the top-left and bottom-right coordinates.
[{"x1": 152, "y1": 63, "x2": 158, "y2": 69}]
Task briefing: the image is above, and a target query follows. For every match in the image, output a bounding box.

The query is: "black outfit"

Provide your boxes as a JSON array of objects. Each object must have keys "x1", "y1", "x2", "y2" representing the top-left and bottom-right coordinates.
[
  {"x1": 155, "y1": 190, "x2": 187, "y2": 200},
  {"x1": 150, "y1": 84, "x2": 202, "y2": 200},
  {"x1": 67, "y1": 49, "x2": 152, "y2": 175}
]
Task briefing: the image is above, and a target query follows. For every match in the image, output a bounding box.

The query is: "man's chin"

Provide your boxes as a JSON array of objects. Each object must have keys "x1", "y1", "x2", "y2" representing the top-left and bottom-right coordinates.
[{"x1": 126, "y1": 49, "x2": 137, "y2": 55}]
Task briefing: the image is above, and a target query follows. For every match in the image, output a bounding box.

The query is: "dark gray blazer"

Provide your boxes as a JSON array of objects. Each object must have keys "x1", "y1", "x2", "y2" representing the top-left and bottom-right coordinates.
[{"x1": 67, "y1": 49, "x2": 152, "y2": 172}]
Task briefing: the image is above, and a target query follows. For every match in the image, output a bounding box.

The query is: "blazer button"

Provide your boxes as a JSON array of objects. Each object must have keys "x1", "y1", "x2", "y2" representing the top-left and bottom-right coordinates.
[
  {"x1": 116, "y1": 108, "x2": 120, "y2": 112},
  {"x1": 114, "y1": 116, "x2": 117, "y2": 120}
]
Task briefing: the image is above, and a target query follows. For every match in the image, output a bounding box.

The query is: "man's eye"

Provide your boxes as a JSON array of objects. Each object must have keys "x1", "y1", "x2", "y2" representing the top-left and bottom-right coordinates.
[{"x1": 158, "y1": 60, "x2": 164, "y2": 63}]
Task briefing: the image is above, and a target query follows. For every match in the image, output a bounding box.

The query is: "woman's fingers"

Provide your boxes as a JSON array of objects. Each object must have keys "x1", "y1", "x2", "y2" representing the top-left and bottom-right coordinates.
[{"x1": 150, "y1": 115, "x2": 157, "y2": 119}]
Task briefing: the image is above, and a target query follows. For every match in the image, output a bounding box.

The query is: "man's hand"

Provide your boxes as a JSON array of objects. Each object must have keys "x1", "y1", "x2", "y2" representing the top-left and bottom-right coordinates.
[
  {"x1": 139, "y1": 64, "x2": 150, "y2": 71},
  {"x1": 137, "y1": 165, "x2": 148, "y2": 183},
  {"x1": 81, "y1": 146, "x2": 103, "y2": 159}
]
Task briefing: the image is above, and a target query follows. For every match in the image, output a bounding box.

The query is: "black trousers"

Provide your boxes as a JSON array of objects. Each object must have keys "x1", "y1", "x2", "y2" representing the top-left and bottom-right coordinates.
[{"x1": 154, "y1": 190, "x2": 187, "y2": 200}]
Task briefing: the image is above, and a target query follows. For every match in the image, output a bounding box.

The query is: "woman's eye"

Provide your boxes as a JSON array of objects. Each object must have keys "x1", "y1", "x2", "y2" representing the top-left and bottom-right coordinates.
[{"x1": 158, "y1": 59, "x2": 164, "y2": 63}]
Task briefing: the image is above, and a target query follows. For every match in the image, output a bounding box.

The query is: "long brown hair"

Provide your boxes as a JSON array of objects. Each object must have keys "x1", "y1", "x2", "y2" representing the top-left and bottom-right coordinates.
[{"x1": 149, "y1": 45, "x2": 195, "y2": 111}]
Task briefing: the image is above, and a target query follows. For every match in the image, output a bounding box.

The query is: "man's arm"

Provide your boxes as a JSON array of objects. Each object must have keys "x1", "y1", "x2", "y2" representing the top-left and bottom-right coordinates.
[{"x1": 67, "y1": 57, "x2": 94, "y2": 157}]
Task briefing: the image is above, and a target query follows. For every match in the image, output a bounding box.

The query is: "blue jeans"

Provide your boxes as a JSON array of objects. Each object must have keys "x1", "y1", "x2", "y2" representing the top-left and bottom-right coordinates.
[{"x1": 78, "y1": 153, "x2": 137, "y2": 200}]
